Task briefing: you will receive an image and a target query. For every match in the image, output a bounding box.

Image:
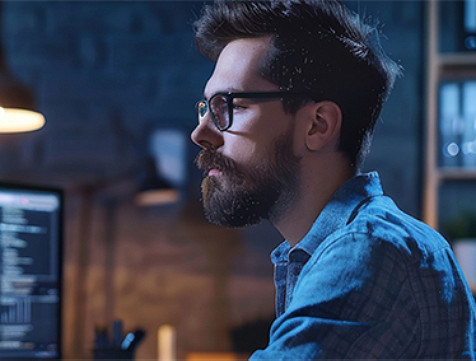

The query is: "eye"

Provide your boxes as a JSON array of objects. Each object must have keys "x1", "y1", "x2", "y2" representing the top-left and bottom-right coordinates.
[{"x1": 232, "y1": 99, "x2": 247, "y2": 111}]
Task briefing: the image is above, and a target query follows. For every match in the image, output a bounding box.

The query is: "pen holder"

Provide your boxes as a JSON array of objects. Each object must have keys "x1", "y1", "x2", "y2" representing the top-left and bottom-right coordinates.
[
  {"x1": 93, "y1": 320, "x2": 145, "y2": 360},
  {"x1": 93, "y1": 347, "x2": 134, "y2": 360}
]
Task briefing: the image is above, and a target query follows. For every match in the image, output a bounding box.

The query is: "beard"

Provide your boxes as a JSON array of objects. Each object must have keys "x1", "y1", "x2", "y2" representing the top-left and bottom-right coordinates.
[{"x1": 195, "y1": 133, "x2": 300, "y2": 228}]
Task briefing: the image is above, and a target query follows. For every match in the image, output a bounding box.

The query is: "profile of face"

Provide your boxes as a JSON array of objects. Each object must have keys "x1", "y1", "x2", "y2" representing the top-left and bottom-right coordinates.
[{"x1": 191, "y1": 37, "x2": 301, "y2": 228}]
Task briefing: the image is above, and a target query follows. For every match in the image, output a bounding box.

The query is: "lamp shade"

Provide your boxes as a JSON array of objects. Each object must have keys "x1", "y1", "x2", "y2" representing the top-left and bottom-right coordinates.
[
  {"x1": 0, "y1": 41, "x2": 45, "y2": 133},
  {"x1": 0, "y1": 74, "x2": 45, "y2": 133},
  {"x1": 134, "y1": 157, "x2": 180, "y2": 206}
]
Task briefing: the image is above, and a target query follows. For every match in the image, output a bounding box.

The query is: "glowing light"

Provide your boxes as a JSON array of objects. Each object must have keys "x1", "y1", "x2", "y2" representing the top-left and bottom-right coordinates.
[
  {"x1": 134, "y1": 189, "x2": 180, "y2": 207},
  {"x1": 445, "y1": 142, "x2": 460, "y2": 157},
  {"x1": 0, "y1": 107, "x2": 45, "y2": 133}
]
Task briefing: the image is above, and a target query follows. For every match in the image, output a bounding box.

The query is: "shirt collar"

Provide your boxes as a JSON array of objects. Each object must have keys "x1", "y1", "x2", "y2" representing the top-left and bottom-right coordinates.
[{"x1": 271, "y1": 171, "x2": 384, "y2": 263}]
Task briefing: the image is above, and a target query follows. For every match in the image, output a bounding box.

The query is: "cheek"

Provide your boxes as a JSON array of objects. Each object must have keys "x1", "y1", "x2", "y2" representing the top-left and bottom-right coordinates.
[
  {"x1": 221, "y1": 107, "x2": 291, "y2": 164},
  {"x1": 223, "y1": 141, "x2": 259, "y2": 168}
]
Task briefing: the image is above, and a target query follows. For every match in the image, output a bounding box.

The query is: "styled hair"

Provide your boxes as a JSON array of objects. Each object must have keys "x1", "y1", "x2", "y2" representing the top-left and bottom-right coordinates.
[{"x1": 194, "y1": 0, "x2": 401, "y2": 169}]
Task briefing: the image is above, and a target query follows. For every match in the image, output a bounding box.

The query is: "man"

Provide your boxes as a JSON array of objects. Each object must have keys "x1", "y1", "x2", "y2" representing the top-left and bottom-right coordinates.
[{"x1": 191, "y1": 0, "x2": 476, "y2": 359}]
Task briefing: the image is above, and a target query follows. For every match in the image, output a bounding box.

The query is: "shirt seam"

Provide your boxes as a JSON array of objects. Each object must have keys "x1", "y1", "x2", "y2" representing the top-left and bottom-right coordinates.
[
  {"x1": 402, "y1": 256, "x2": 423, "y2": 357},
  {"x1": 404, "y1": 246, "x2": 452, "y2": 357}
]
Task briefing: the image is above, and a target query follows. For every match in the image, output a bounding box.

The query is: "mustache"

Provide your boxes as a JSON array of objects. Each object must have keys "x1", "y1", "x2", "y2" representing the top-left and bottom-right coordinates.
[
  {"x1": 195, "y1": 148, "x2": 241, "y2": 177},
  {"x1": 195, "y1": 148, "x2": 239, "y2": 176}
]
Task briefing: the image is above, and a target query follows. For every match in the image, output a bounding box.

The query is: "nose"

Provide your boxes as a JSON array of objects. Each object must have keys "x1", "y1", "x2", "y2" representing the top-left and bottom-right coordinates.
[{"x1": 191, "y1": 114, "x2": 224, "y2": 149}]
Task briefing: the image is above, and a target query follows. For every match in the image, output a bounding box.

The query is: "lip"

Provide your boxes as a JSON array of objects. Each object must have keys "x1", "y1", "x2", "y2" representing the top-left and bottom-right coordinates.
[{"x1": 208, "y1": 168, "x2": 222, "y2": 176}]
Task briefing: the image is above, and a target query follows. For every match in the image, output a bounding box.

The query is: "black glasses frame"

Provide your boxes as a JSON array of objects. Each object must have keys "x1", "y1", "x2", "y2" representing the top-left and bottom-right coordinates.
[{"x1": 196, "y1": 91, "x2": 318, "y2": 131}]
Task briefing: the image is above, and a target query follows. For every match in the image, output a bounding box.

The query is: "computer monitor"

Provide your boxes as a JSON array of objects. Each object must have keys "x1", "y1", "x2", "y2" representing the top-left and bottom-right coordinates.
[{"x1": 0, "y1": 182, "x2": 62, "y2": 360}]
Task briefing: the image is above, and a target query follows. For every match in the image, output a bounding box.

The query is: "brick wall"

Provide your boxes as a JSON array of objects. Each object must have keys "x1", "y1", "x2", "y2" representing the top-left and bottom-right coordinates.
[{"x1": 1, "y1": 1, "x2": 212, "y2": 181}]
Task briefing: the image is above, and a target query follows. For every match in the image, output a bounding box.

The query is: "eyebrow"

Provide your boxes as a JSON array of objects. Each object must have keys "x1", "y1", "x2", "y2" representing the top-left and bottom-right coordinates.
[{"x1": 203, "y1": 87, "x2": 245, "y2": 99}]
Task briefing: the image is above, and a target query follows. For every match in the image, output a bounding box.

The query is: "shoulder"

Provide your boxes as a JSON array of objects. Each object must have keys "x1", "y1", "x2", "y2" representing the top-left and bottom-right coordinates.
[
  {"x1": 297, "y1": 197, "x2": 455, "y2": 301},
  {"x1": 318, "y1": 196, "x2": 451, "y2": 267},
  {"x1": 297, "y1": 197, "x2": 466, "y2": 313}
]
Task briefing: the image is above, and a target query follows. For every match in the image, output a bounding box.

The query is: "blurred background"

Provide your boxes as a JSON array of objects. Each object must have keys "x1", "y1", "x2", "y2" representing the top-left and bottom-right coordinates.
[{"x1": 0, "y1": 0, "x2": 474, "y2": 360}]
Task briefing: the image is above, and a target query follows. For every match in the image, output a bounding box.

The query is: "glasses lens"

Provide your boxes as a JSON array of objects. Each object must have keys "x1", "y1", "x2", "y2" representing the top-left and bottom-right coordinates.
[
  {"x1": 210, "y1": 95, "x2": 230, "y2": 130},
  {"x1": 197, "y1": 100, "x2": 208, "y2": 119}
]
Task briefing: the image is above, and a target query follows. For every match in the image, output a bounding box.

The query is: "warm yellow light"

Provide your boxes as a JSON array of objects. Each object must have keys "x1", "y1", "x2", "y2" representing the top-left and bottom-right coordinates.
[
  {"x1": 0, "y1": 107, "x2": 46, "y2": 133},
  {"x1": 134, "y1": 188, "x2": 180, "y2": 207}
]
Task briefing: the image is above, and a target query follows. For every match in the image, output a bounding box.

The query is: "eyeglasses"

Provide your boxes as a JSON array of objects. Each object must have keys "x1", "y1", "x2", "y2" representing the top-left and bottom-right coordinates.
[{"x1": 196, "y1": 91, "x2": 317, "y2": 131}]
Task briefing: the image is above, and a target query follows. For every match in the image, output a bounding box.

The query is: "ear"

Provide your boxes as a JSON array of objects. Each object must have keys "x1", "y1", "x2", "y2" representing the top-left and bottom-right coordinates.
[{"x1": 305, "y1": 101, "x2": 342, "y2": 151}]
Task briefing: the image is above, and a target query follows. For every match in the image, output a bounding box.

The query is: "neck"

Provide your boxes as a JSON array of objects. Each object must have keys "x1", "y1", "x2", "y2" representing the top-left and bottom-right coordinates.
[{"x1": 272, "y1": 155, "x2": 354, "y2": 246}]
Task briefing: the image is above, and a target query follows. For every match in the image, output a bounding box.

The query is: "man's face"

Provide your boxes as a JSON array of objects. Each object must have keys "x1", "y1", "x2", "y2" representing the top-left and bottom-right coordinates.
[{"x1": 191, "y1": 37, "x2": 301, "y2": 227}]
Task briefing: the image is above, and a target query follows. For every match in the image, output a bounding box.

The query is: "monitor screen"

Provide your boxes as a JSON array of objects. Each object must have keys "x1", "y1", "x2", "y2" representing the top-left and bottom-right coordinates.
[{"x1": 0, "y1": 182, "x2": 62, "y2": 360}]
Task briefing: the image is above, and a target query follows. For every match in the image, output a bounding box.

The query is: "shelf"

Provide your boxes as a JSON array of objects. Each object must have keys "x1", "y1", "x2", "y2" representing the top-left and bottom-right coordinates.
[
  {"x1": 438, "y1": 53, "x2": 476, "y2": 77},
  {"x1": 439, "y1": 52, "x2": 476, "y2": 67},
  {"x1": 423, "y1": 1, "x2": 476, "y2": 228},
  {"x1": 437, "y1": 168, "x2": 476, "y2": 181}
]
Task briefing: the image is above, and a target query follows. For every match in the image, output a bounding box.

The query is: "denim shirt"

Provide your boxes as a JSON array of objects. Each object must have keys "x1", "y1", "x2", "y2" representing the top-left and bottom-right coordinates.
[{"x1": 250, "y1": 172, "x2": 476, "y2": 360}]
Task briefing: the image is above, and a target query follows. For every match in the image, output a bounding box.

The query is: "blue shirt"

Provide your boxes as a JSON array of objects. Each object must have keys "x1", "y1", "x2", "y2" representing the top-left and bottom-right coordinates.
[{"x1": 250, "y1": 172, "x2": 476, "y2": 360}]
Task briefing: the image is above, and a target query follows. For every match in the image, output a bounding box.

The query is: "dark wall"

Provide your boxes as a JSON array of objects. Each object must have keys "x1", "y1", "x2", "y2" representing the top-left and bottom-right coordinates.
[
  {"x1": 1, "y1": 1, "x2": 213, "y2": 185},
  {"x1": 344, "y1": 1, "x2": 425, "y2": 218}
]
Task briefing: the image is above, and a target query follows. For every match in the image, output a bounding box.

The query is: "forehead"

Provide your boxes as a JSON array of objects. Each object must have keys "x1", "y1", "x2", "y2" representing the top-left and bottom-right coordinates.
[{"x1": 204, "y1": 36, "x2": 278, "y2": 96}]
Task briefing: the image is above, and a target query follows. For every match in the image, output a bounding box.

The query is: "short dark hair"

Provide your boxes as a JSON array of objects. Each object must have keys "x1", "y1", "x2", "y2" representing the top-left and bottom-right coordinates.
[{"x1": 194, "y1": 0, "x2": 401, "y2": 169}]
